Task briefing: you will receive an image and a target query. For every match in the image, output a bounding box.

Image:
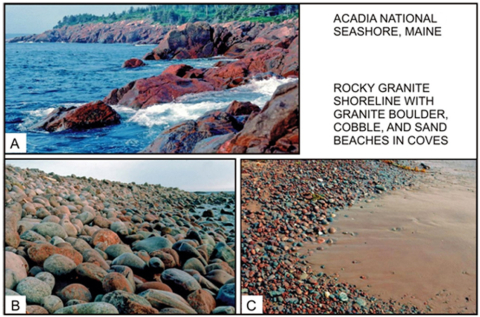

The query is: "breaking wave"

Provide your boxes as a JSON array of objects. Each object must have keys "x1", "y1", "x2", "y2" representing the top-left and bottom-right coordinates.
[{"x1": 119, "y1": 77, "x2": 297, "y2": 128}]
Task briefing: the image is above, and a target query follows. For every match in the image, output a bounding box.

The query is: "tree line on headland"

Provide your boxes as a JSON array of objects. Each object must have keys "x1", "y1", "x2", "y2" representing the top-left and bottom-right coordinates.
[{"x1": 55, "y1": 4, "x2": 299, "y2": 28}]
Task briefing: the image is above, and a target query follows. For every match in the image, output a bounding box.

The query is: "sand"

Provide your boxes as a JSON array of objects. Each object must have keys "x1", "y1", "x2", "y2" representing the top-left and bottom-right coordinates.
[{"x1": 303, "y1": 160, "x2": 476, "y2": 313}]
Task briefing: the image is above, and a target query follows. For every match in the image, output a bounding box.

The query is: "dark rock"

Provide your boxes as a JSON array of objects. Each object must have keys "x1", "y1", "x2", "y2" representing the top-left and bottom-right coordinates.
[
  {"x1": 139, "y1": 289, "x2": 197, "y2": 314},
  {"x1": 141, "y1": 110, "x2": 241, "y2": 153},
  {"x1": 132, "y1": 236, "x2": 173, "y2": 253},
  {"x1": 216, "y1": 283, "x2": 235, "y2": 307},
  {"x1": 122, "y1": 58, "x2": 146, "y2": 68},
  {"x1": 225, "y1": 100, "x2": 261, "y2": 116},
  {"x1": 161, "y1": 268, "x2": 202, "y2": 296},
  {"x1": 102, "y1": 290, "x2": 158, "y2": 314},
  {"x1": 111, "y1": 253, "x2": 147, "y2": 273}
]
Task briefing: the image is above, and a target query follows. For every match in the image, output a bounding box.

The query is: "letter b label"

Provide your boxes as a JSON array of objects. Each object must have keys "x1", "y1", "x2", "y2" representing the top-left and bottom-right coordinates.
[{"x1": 6, "y1": 296, "x2": 26, "y2": 314}]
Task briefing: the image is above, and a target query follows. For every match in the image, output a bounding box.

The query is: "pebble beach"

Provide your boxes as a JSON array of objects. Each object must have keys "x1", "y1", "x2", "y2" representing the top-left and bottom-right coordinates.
[
  {"x1": 241, "y1": 159, "x2": 475, "y2": 314},
  {"x1": 5, "y1": 164, "x2": 236, "y2": 314}
]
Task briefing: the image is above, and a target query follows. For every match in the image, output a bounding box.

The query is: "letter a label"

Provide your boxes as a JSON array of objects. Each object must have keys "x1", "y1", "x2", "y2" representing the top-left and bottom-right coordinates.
[{"x1": 6, "y1": 133, "x2": 27, "y2": 153}]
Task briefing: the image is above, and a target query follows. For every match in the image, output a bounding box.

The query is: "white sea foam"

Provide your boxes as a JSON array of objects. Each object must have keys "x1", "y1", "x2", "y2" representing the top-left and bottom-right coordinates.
[
  {"x1": 18, "y1": 103, "x2": 83, "y2": 131},
  {"x1": 124, "y1": 101, "x2": 230, "y2": 128},
  {"x1": 27, "y1": 107, "x2": 56, "y2": 117},
  {"x1": 246, "y1": 77, "x2": 297, "y2": 95},
  {"x1": 18, "y1": 107, "x2": 55, "y2": 131}
]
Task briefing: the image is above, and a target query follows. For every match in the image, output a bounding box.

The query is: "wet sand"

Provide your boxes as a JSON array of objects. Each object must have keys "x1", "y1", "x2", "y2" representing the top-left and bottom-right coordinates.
[{"x1": 303, "y1": 160, "x2": 476, "y2": 313}]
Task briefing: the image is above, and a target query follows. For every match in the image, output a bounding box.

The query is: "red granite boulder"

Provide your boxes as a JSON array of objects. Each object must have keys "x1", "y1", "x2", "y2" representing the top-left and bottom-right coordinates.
[
  {"x1": 35, "y1": 101, "x2": 121, "y2": 132},
  {"x1": 122, "y1": 58, "x2": 146, "y2": 68}
]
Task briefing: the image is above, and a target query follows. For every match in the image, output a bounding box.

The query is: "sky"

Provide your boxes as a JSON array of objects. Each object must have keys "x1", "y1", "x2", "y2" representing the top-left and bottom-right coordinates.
[
  {"x1": 6, "y1": 160, "x2": 234, "y2": 192},
  {"x1": 6, "y1": 5, "x2": 147, "y2": 34}
]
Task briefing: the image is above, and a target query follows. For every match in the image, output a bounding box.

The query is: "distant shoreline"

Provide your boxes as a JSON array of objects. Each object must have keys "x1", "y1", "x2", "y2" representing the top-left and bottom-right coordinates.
[{"x1": 6, "y1": 33, "x2": 32, "y2": 39}]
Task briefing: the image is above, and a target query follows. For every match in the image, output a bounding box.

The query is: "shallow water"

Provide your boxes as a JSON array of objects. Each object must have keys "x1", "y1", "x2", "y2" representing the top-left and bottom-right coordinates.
[{"x1": 6, "y1": 42, "x2": 294, "y2": 153}]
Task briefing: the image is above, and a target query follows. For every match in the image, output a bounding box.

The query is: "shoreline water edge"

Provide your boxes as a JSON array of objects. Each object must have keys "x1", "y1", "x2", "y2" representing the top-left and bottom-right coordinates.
[
  {"x1": 241, "y1": 160, "x2": 476, "y2": 314},
  {"x1": 6, "y1": 10, "x2": 299, "y2": 154}
]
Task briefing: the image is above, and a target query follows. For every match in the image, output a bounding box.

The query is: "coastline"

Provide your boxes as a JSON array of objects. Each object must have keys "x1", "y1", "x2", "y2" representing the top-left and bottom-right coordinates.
[
  {"x1": 241, "y1": 160, "x2": 476, "y2": 314},
  {"x1": 302, "y1": 160, "x2": 476, "y2": 313},
  {"x1": 7, "y1": 18, "x2": 299, "y2": 154}
]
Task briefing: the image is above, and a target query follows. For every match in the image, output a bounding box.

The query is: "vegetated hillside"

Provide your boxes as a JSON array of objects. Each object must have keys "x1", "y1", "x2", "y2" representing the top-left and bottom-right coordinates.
[{"x1": 55, "y1": 4, "x2": 299, "y2": 28}]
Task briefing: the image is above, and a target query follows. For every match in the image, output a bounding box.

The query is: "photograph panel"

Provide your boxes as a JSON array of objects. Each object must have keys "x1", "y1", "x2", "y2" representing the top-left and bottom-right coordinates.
[
  {"x1": 5, "y1": 159, "x2": 235, "y2": 314},
  {"x1": 5, "y1": 4, "x2": 299, "y2": 154},
  {"x1": 241, "y1": 159, "x2": 476, "y2": 314}
]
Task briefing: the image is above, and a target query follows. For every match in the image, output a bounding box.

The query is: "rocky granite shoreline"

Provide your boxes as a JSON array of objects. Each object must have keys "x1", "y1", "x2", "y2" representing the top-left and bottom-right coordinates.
[
  {"x1": 7, "y1": 20, "x2": 172, "y2": 44},
  {"x1": 5, "y1": 165, "x2": 235, "y2": 314},
  {"x1": 29, "y1": 19, "x2": 299, "y2": 153}
]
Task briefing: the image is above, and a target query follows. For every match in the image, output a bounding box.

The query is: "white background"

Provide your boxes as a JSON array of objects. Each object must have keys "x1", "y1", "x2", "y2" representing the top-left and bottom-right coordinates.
[{"x1": 301, "y1": 4, "x2": 476, "y2": 158}]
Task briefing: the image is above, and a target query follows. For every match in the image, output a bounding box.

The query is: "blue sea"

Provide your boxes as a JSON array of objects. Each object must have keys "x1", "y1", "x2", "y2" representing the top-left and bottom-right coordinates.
[{"x1": 6, "y1": 40, "x2": 295, "y2": 153}]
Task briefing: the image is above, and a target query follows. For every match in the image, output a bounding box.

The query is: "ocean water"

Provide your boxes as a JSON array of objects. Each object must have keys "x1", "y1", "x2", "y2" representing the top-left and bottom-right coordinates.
[{"x1": 6, "y1": 42, "x2": 296, "y2": 153}]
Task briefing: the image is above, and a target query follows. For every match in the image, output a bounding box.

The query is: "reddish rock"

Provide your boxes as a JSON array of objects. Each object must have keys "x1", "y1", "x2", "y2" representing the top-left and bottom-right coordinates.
[
  {"x1": 206, "y1": 262, "x2": 235, "y2": 277},
  {"x1": 103, "y1": 73, "x2": 215, "y2": 109},
  {"x1": 218, "y1": 81, "x2": 299, "y2": 153},
  {"x1": 93, "y1": 215, "x2": 112, "y2": 228},
  {"x1": 91, "y1": 229, "x2": 121, "y2": 247},
  {"x1": 158, "y1": 248, "x2": 180, "y2": 268},
  {"x1": 26, "y1": 305, "x2": 49, "y2": 314},
  {"x1": 122, "y1": 58, "x2": 146, "y2": 68},
  {"x1": 203, "y1": 61, "x2": 249, "y2": 89},
  {"x1": 281, "y1": 37, "x2": 299, "y2": 77},
  {"x1": 6, "y1": 207, "x2": 21, "y2": 248},
  {"x1": 102, "y1": 272, "x2": 135, "y2": 293},
  {"x1": 6, "y1": 252, "x2": 28, "y2": 281},
  {"x1": 35, "y1": 101, "x2": 121, "y2": 132},
  {"x1": 225, "y1": 100, "x2": 260, "y2": 116},
  {"x1": 59, "y1": 284, "x2": 92, "y2": 302},
  {"x1": 274, "y1": 128, "x2": 299, "y2": 153},
  {"x1": 82, "y1": 249, "x2": 110, "y2": 270},
  {"x1": 149, "y1": 251, "x2": 176, "y2": 269},
  {"x1": 187, "y1": 289, "x2": 217, "y2": 314},
  {"x1": 151, "y1": 22, "x2": 214, "y2": 60},
  {"x1": 136, "y1": 281, "x2": 173, "y2": 293},
  {"x1": 103, "y1": 20, "x2": 298, "y2": 110},
  {"x1": 161, "y1": 64, "x2": 194, "y2": 77},
  {"x1": 27, "y1": 244, "x2": 83, "y2": 266},
  {"x1": 75, "y1": 262, "x2": 108, "y2": 283}
]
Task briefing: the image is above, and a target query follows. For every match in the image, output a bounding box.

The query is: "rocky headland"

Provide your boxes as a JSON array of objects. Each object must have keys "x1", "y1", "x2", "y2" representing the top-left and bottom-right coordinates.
[
  {"x1": 5, "y1": 165, "x2": 235, "y2": 314},
  {"x1": 8, "y1": 20, "x2": 172, "y2": 44},
  {"x1": 30, "y1": 19, "x2": 299, "y2": 153},
  {"x1": 241, "y1": 160, "x2": 424, "y2": 314}
]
